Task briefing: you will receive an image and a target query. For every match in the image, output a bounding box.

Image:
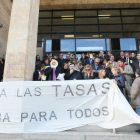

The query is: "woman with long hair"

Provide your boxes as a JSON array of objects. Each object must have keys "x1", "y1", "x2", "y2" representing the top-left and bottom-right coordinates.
[
  {"x1": 83, "y1": 64, "x2": 95, "y2": 79},
  {"x1": 98, "y1": 69, "x2": 106, "y2": 79}
]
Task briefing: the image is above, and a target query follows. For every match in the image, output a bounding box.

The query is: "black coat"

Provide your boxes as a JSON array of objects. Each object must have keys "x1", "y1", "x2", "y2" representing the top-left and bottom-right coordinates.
[
  {"x1": 114, "y1": 73, "x2": 125, "y2": 93},
  {"x1": 82, "y1": 73, "x2": 96, "y2": 79},
  {"x1": 33, "y1": 71, "x2": 40, "y2": 81},
  {"x1": 85, "y1": 59, "x2": 94, "y2": 65},
  {"x1": 44, "y1": 67, "x2": 59, "y2": 81},
  {"x1": 131, "y1": 59, "x2": 140, "y2": 73},
  {"x1": 64, "y1": 70, "x2": 83, "y2": 80}
]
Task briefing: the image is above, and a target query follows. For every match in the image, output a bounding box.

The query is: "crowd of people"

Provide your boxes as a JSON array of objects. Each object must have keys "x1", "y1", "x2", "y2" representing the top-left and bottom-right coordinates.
[{"x1": 34, "y1": 50, "x2": 140, "y2": 133}]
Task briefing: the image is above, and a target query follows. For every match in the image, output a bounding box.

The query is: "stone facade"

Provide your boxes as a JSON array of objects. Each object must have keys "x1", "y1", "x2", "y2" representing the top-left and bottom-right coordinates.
[
  {"x1": 40, "y1": 0, "x2": 140, "y2": 10},
  {"x1": 0, "y1": 0, "x2": 12, "y2": 58}
]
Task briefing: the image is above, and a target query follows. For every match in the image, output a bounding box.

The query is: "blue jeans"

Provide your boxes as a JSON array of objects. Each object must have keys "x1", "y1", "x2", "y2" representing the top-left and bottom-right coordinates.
[{"x1": 135, "y1": 108, "x2": 140, "y2": 116}]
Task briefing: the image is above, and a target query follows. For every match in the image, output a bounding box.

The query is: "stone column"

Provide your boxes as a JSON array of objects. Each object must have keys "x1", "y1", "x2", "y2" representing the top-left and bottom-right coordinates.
[{"x1": 3, "y1": 0, "x2": 40, "y2": 81}]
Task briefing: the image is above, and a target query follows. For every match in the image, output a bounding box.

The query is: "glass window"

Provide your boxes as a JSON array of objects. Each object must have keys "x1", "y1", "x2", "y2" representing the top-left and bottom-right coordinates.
[
  {"x1": 123, "y1": 24, "x2": 140, "y2": 31},
  {"x1": 98, "y1": 10, "x2": 120, "y2": 16},
  {"x1": 121, "y1": 9, "x2": 140, "y2": 16},
  {"x1": 52, "y1": 26, "x2": 74, "y2": 33},
  {"x1": 99, "y1": 17, "x2": 121, "y2": 24},
  {"x1": 38, "y1": 26, "x2": 51, "y2": 33},
  {"x1": 106, "y1": 39, "x2": 111, "y2": 51},
  {"x1": 75, "y1": 18, "x2": 98, "y2": 24},
  {"x1": 46, "y1": 40, "x2": 52, "y2": 52},
  {"x1": 38, "y1": 19, "x2": 51, "y2": 25},
  {"x1": 52, "y1": 34, "x2": 75, "y2": 38},
  {"x1": 124, "y1": 32, "x2": 140, "y2": 39},
  {"x1": 37, "y1": 42, "x2": 43, "y2": 47},
  {"x1": 76, "y1": 39, "x2": 106, "y2": 51},
  {"x1": 76, "y1": 33, "x2": 100, "y2": 38},
  {"x1": 76, "y1": 25, "x2": 98, "y2": 32},
  {"x1": 122, "y1": 17, "x2": 140, "y2": 23},
  {"x1": 120, "y1": 38, "x2": 137, "y2": 51},
  {"x1": 37, "y1": 34, "x2": 51, "y2": 41},
  {"x1": 61, "y1": 39, "x2": 75, "y2": 51},
  {"x1": 53, "y1": 11, "x2": 74, "y2": 17},
  {"x1": 101, "y1": 33, "x2": 123, "y2": 38},
  {"x1": 39, "y1": 11, "x2": 52, "y2": 17},
  {"x1": 53, "y1": 18, "x2": 74, "y2": 25},
  {"x1": 75, "y1": 10, "x2": 97, "y2": 17},
  {"x1": 99, "y1": 25, "x2": 122, "y2": 32}
]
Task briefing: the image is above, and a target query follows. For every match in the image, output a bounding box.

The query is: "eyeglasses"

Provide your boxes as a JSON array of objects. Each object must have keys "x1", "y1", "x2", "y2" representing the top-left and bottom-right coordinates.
[
  {"x1": 95, "y1": 62, "x2": 99, "y2": 63},
  {"x1": 60, "y1": 55, "x2": 63, "y2": 56},
  {"x1": 86, "y1": 69, "x2": 90, "y2": 71}
]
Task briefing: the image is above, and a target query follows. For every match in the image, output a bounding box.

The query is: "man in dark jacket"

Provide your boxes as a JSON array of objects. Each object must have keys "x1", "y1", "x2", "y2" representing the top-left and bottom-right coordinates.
[
  {"x1": 57, "y1": 53, "x2": 64, "y2": 73},
  {"x1": 132, "y1": 52, "x2": 140, "y2": 74},
  {"x1": 64, "y1": 64, "x2": 83, "y2": 80}
]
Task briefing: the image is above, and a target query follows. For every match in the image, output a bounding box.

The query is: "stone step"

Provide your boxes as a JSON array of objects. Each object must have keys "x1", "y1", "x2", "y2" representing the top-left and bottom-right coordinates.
[
  {"x1": 0, "y1": 132, "x2": 140, "y2": 140},
  {"x1": 69, "y1": 124, "x2": 140, "y2": 132}
]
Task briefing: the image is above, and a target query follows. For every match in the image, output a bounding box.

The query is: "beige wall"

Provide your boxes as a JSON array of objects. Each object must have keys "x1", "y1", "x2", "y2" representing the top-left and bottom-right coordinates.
[
  {"x1": 40, "y1": 0, "x2": 140, "y2": 10},
  {"x1": 0, "y1": 0, "x2": 12, "y2": 57}
]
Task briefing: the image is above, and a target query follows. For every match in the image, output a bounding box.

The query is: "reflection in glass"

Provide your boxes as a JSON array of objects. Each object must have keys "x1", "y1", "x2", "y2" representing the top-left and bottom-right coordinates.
[
  {"x1": 101, "y1": 33, "x2": 123, "y2": 38},
  {"x1": 99, "y1": 17, "x2": 121, "y2": 24},
  {"x1": 38, "y1": 26, "x2": 51, "y2": 33},
  {"x1": 98, "y1": 10, "x2": 120, "y2": 16},
  {"x1": 120, "y1": 38, "x2": 137, "y2": 50},
  {"x1": 61, "y1": 39, "x2": 75, "y2": 51},
  {"x1": 76, "y1": 39, "x2": 106, "y2": 51},
  {"x1": 76, "y1": 25, "x2": 98, "y2": 32},
  {"x1": 39, "y1": 11, "x2": 52, "y2": 17},
  {"x1": 121, "y1": 9, "x2": 140, "y2": 16},
  {"x1": 75, "y1": 10, "x2": 97, "y2": 16},
  {"x1": 76, "y1": 33, "x2": 99, "y2": 38},
  {"x1": 46, "y1": 40, "x2": 52, "y2": 52},
  {"x1": 53, "y1": 11, "x2": 74, "y2": 17},
  {"x1": 75, "y1": 18, "x2": 97, "y2": 24},
  {"x1": 53, "y1": 18, "x2": 74, "y2": 25},
  {"x1": 122, "y1": 17, "x2": 140, "y2": 23},
  {"x1": 38, "y1": 19, "x2": 51, "y2": 25},
  {"x1": 52, "y1": 26, "x2": 74, "y2": 33},
  {"x1": 106, "y1": 39, "x2": 111, "y2": 51},
  {"x1": 123, "y1": 24, "x2": 140, "y2": 31},
  {"x1": 124, "y1": 32, "x2": 140, "y2": 39},
  {"x1": 99, "y1": 25, "x2": 122, "y2": 32}
]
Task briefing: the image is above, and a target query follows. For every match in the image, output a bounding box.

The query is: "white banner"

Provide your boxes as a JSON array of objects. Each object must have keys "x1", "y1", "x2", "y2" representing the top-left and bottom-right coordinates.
[{"x1": 0, "y1": 79, "x2": 140, "y2": 133}]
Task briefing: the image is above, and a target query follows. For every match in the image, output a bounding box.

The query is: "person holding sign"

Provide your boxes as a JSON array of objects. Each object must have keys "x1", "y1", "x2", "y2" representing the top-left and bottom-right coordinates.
[{"x1": 64, "y1": 63, "x2": 83, "y2": 80}]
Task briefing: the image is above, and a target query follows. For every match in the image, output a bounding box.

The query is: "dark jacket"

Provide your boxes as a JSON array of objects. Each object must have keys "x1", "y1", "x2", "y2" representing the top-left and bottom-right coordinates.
[
  {"x1": 85, "y1": 59, "x2": 94, "y2": 65},
  {"x1": 114, "y1": 73, "x2": 125, "y2": 93},
  {"x1": 82, "y1": 72, "x2": 96, "y2": 79},
  {"x1": 33, "y1": 71, "x2": 40, "y2": 81},
  {"x1": 131, "y1": 59, "x2": 140, "y2": 73},
  {"x1": 64, "y1": 70, "x2": 83, "y2": 80}
]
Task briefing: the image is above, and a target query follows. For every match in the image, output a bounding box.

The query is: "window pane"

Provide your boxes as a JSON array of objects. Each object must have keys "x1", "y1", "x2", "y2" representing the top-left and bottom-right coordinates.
[
  {"x1": 123, "y1": 24, "x2": 140, "y2": 31},
  {"x1": 38, "y1": 26, "x2": 51, "y2": 33},
  {"x1": 76, "y1": 39, "x2": 106, "y2": 51},
  {"x1": 122, "y1": 17, "x2": 140, "y2": 23},
  {"x1": 53, "y1": 18, "x2": 74, "y2": 25},
  {"x1": 99, "y1": 17, "x2": 121, "y2": 24},
  {"x1": 53, "y1": 11, "x2": 74, "y2": 17},
  {"x1": 75, "y1": 10, "x2": 97, "y2": 16},
  {"x1": 76, "y1": 25, "x2": 98, "y2": 32},
  {"x1": 39, "y1": 11, "x2": 52, "y2": 17},
  {"x1": 99, "y1": 25, "x2": 122, "y2": 32},
  {"x1": 37, "y1": 42, "x2": 43, "y2": 47},
  {"x1": 61, "y1": 39, "x2": 75, "y2": 51},
  {"x1": 98, "y1": 10, "x2": 120, "y2": 16},
  {"x1": 37, "y1": 34, "x2": 51, "y2": 41},
  {"x1": 75, "y1": 18, "x2": 97, "y2": 24},
  {"x1": 39, "y1": 19, "x2": 51, "y2": 25},
  {"x1": 76, "y1": 33, "x2": 100, "y2": 38},
  {"x1": 101, "y1": 33, "x2": 123, "y2": 38},
  {"x1": 124, "y1": 32, "x2": 140, "y2": 39},
  {"x1": 46, "y1": 40, "x2": 52, "y2": 52},
  {"x1": 122, "y1": 9, "x2": 140, "y2": 16},
  {"x1": 120, "y1": 38, "x2": 137, "y2": 51},
  {"x1": 52, "y1": 26, "x2": 74, "y2": 33},
  {"x1": 52, "y1": 34, "x2": 75, "y2": 39}
]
